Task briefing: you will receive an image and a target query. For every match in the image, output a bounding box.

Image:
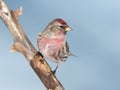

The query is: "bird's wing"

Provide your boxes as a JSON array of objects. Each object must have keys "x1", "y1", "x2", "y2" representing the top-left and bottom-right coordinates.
[{"x1": 65, "y1": 41, "x2": 76, "y2": 56}]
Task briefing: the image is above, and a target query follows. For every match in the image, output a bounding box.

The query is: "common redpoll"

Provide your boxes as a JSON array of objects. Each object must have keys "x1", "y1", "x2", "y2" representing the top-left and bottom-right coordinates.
[{"x1": 37, "y1": 18, "x2": 73, "y2": 73}]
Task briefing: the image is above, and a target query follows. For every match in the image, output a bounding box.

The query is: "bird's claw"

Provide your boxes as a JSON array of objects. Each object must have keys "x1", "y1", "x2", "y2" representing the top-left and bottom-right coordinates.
[
  {"x1": 49, "y1": 70, "x2": 56, "y2": 76},
  {"x1": 51, "y1": 65, "x2": 58, "y2": 75},
  {"x1": 51, "y1": 69, "x2": 57, "y2": 75},
  {"x1": 49, "y1": 65, "x2": 58, "y2": 75},
  {"x1": 36, "y1": 51, "x2": 43, "y2": 57}
]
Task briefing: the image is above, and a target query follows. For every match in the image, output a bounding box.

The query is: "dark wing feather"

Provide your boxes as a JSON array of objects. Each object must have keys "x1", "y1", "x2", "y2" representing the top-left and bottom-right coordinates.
[{"x1": 65, "y1": 41, "x2": 75, "y2": 56}]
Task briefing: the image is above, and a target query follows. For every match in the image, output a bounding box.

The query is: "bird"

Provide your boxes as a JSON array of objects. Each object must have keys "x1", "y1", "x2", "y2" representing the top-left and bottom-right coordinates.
[{"x1": 37, "y1": 18, "x2": 73, "y2": 74}]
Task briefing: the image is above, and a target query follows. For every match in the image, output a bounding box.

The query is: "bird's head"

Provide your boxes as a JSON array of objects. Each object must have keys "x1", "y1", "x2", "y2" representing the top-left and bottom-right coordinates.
[{"x1": 44, "y1": 18, "x2": 72, "y2": 35}]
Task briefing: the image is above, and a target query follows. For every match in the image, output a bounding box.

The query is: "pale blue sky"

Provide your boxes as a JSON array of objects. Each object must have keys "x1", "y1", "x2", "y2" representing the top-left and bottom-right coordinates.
[{"x1": 0, "y1": 0, "x2": 120, "y2": 90}]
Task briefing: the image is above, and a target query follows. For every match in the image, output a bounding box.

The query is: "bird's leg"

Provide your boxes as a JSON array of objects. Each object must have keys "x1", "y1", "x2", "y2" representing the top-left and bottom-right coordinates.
[{"x1": 52, "y1": 65, "x2": 58, "y2": 74}]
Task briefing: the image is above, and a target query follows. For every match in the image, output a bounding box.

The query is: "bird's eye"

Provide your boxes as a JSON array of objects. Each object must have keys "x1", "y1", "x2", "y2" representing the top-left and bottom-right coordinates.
[{"x1": 59, "y1": 26, "x2": 65, "y2": 29}]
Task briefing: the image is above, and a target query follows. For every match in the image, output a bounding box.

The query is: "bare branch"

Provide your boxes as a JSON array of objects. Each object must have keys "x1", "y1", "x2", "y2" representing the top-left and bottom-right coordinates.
[{"x1": 0, "y1": 0, "x2": 64, "y2": 90}]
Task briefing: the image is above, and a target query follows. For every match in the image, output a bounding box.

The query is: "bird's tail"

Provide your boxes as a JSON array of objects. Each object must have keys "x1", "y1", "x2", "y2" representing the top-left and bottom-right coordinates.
[{"x1": 69, "y1": 52, "x2": 76, "y2": 57}]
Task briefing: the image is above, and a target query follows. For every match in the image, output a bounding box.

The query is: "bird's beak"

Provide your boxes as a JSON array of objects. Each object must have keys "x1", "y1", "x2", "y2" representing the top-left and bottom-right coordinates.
[{"x1": 65, "y1": 26, "x2": 72, "y2": 32}]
